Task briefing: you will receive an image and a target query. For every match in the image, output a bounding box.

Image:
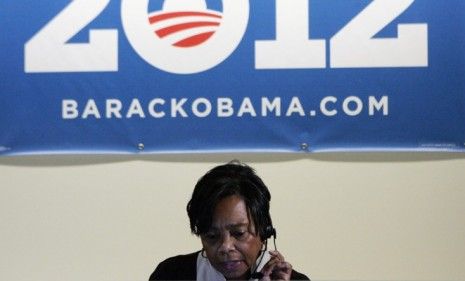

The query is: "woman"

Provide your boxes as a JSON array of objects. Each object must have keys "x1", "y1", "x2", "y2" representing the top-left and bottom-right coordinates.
[{"x1": 149, "y1": 161, "x2": 309, "y2": 280}]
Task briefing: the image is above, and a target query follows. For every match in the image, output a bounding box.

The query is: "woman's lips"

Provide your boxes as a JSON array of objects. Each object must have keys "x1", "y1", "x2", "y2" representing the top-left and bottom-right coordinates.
[{"x1": 221, "y1": 260, "x2": 243, "y2": 271}]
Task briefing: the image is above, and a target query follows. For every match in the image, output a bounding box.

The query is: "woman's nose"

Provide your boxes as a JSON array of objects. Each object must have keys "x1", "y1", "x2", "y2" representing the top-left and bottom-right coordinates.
[{"x1": 218, "y1": 234, "x2": 235, "y2": 253}]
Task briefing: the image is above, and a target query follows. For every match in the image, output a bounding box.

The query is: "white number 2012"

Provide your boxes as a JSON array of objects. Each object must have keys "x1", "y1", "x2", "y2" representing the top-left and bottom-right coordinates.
[{"x1": 25, "y1": 0, "x2": 427, "y2": 73}]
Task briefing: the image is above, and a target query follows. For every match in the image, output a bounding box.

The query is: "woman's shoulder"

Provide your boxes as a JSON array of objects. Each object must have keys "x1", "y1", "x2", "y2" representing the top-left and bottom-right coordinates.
[
  {"x1": 149, "y1": 251, "x2": 199, "y2": 280},
  {"x1": 291, "y1": 269, "x2": 311, "y2": 280}
]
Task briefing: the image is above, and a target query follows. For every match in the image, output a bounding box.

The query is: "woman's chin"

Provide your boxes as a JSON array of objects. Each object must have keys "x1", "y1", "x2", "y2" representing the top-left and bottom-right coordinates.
[
  {"x1": 218, "y1": 261, "x2": 249, "y2": 280},
  {"x1": 223, "y1": 272, "x2": 248, "y2": 280}
]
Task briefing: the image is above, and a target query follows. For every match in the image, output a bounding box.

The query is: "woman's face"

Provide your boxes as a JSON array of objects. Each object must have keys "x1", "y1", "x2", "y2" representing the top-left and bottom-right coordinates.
[{"x1": 201, "y1": 195, "x2": 263, "y2": 280}]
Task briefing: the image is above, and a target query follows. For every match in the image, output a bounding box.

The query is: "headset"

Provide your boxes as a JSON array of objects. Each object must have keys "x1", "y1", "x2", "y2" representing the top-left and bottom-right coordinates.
[
  {"x1": 264, "y1": 225, "x2": 277, "y2": 250},
  {"x1": 250, "y1": 225, "x2": 277, "y2": 280}
]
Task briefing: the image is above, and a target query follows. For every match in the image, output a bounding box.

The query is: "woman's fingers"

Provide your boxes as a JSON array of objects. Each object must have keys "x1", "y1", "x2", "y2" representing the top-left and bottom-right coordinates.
[
  {"x1": 269, "y1": 250, "x2": 284, "y2": 261},
  {"x1": 259, "y1": 251, "x2": 292, "y2": 281},
  {"x1": 271, "y1": 261, "x2": 292, "y2": 280}
]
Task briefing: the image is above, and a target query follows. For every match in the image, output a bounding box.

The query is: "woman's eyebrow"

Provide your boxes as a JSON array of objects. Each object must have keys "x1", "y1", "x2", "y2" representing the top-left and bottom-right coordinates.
[
  {"x1": 226, "y1": 223, "x2": 249, "y2": 228},
  {"x1": 209, "y1": 222, "x2": 249, "y2": 230}
]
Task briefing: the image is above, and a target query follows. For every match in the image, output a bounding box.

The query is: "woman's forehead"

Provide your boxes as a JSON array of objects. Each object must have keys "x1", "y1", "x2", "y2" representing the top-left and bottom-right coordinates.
[{"x1": 211, "y1": 195, "x2": 251, "y2": 226}]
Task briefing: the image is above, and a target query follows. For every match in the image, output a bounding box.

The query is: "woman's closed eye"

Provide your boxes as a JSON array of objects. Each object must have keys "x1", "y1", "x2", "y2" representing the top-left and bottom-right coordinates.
[
  {"x1": 204, "y1": 232, "x2": 219, "y2": 241},
  {"x1": 231, "y1": 230, "x2": 247, "y2": 240}
]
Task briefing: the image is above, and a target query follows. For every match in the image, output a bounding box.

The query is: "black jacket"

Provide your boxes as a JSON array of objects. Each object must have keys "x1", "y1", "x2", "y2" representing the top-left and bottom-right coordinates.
[{"x1": 149, "y1": 251, "x2": 310, "y2": 280}]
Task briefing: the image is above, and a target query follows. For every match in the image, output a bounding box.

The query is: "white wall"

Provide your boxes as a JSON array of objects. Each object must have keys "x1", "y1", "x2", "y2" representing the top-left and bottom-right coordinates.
[{"x1": 1, "y1": 153, "x2": 465, "y2": 281}]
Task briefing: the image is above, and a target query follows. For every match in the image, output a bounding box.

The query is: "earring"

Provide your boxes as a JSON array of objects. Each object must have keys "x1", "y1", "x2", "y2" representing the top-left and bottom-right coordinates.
[{"x1": 201, "y1": 249, "x2": 207, "y2": 258}]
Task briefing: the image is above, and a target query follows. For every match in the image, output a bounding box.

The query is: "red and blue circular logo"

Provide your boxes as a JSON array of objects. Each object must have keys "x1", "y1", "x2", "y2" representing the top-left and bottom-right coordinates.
[
  {"x1": 122, "y1": 0, "x2": 248, "y2": 74},
  {"x1": 148, "y1": 0, "x2": 223, "y2": 47}
]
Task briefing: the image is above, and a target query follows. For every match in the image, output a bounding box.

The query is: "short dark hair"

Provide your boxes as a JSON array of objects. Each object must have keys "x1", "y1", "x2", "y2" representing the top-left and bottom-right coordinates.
[{"x1": 186, "y1": 161, "x2": 273, "y2": 240}]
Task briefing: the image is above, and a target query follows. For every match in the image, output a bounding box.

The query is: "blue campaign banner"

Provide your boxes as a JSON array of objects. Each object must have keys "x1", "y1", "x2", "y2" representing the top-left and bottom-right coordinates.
[{"x1": 1, "y1": 0, "x2": 464, "y2": 155}]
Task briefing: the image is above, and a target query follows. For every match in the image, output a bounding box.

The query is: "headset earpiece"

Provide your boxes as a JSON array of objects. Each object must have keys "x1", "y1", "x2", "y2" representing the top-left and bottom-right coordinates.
[{"x1": 264, "y1": 225, "x2": 276, "y2": 240}]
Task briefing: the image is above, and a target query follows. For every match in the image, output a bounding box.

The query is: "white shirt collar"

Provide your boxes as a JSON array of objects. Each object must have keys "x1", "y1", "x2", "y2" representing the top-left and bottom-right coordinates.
[{"x1": 196, "y1": 250, "x2": 271, "y2": 281}]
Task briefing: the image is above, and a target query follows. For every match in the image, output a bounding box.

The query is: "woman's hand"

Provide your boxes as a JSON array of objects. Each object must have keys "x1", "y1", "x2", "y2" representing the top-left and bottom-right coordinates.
[{"x1": 259, "y1": 251, "x2": 292, "y2": 281}]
